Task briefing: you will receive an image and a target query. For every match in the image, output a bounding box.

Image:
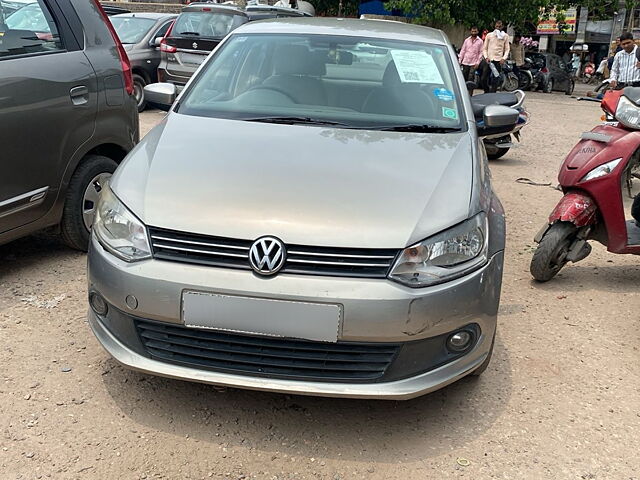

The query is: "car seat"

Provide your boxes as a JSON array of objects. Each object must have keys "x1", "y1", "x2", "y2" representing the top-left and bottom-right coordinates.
[
  {"x1": 261, "y1": 44, "x2": 328, "y2": 105},
  {"x1": 361, "y1": 61, "x2": 436, "y2": 118}
]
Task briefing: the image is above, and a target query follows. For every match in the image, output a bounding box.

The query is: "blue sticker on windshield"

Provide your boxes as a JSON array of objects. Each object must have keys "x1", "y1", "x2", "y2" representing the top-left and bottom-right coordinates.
[{"x1": 434, "y1": 88, "x2": 455, "y2": 102}]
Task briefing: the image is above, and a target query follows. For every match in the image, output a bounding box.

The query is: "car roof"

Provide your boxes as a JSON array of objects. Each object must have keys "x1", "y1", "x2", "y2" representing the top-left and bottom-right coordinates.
[
  {"x1": 183, "y1": 4, "x2": 247, "y2": 15},
  {"x1": 232, "y1": 17, "x2": 447, "y2": 44},
  {"x1": 112, "y1": 12, "x2": 177, "y2": 20}
]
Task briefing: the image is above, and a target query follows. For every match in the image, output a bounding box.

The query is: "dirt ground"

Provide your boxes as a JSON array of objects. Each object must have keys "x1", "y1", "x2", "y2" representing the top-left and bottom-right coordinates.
[{"x1": 1, "y1": 92, "x2": 639, "y2": 480}]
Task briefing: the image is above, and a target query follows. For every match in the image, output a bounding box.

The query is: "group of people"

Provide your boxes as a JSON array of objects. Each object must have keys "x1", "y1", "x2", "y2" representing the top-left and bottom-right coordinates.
[
  {"x1": 457, "y1": 20, "x2": 521, "y2": 94},
  {"x1": 458, "y1": 22, "x2": 640, "y2": 95}
]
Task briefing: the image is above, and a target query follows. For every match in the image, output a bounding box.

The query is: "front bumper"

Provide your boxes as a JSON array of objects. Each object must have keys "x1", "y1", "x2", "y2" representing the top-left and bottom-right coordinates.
[{"x1": 88, "y1": 235, "x2": 503, "y2": 399}]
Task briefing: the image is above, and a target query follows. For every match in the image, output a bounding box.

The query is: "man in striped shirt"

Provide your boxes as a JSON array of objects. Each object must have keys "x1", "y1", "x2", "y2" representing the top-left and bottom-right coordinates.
[{"x1": 609, "y1": 31, "x2": 640, "y2": 89}]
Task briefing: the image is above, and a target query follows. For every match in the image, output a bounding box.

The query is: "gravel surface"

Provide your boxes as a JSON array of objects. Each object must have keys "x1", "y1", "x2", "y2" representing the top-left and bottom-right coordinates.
[{"x1": 1, "y1": 93, "x2": 639, "y2": 480}]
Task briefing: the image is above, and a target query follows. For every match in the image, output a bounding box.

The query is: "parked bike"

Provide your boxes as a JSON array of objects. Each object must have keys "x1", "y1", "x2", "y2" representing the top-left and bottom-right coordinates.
[
  {"x1": 469, "y1": 89, "x2": 529, "y2": 160},
  {"x1": 530, "y1": 87, "x2": 640, "y2": 281},
  {"x1": 501, "y1": 60, "x2": 520, "y2": 92}
]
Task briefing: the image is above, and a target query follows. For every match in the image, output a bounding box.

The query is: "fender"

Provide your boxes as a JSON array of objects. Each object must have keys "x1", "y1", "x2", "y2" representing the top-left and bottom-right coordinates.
[
  {"x1": 534, "y1": 192, "x2": 598, "y2": 243},
  {"x1": 549, "y1": 192, "x2": 598, "y2": 226}
]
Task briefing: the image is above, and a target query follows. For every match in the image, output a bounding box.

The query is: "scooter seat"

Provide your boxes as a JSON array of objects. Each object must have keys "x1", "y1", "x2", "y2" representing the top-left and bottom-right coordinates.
[{"x1": 471, "y1": 92, "x2": 519, "y2": 119}]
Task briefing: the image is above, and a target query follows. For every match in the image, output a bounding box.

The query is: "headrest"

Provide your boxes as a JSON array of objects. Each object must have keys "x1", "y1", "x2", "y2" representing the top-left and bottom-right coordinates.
[{"x1": 273, "y1": 44, "x2": 326, "y2": 76}]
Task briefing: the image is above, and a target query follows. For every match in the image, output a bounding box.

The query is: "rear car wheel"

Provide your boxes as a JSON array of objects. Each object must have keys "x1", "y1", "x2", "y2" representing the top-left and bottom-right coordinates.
[
  {"x1": 133, "y1": 74, "x2": 147, "y2": 112},
  {"x1": 60, "y1": 155, "x2": 117, "y2": 251},
  {"x1": 543, "y1": 78, "x2": 553, "y2": 93},
  {"x1": 530, "y1": 221, "x2": 577, "y2": 282}
]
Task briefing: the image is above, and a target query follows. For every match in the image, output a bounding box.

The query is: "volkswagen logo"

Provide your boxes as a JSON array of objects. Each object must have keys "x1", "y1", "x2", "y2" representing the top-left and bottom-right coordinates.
[
  {"x1": 192, "y1": 41, "x2": 198, "y2": 49},
  {"x1": 249, "y1": 236, "x2": 286, "y2": 276}
]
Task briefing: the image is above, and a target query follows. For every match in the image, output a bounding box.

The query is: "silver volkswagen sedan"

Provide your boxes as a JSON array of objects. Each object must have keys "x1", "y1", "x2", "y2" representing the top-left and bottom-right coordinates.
[{"x1": 87, "y1": 18, "x2": 512, "y2": 400}]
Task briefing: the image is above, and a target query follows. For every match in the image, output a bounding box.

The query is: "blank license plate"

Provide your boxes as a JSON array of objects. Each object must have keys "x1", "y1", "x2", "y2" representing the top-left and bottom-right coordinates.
[{"x1": 182, "y1": 291, "x2": 342, "y2": 343}]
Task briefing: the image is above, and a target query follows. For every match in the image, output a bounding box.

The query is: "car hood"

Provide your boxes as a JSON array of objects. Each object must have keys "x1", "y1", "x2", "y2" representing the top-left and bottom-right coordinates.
[{"x1": 112, "y1": 114, "x2": 474, "y2": 249}]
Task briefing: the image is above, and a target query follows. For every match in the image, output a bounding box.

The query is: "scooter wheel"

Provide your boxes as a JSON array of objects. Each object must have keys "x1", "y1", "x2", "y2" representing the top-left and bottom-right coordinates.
[{"x1": 530, "y1": 221, "x2": 578, "y2": 282}]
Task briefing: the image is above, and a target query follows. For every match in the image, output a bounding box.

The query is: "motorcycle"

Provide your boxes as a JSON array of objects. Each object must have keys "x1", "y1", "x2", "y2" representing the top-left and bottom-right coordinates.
[
  {"x1": 530, "y1": 87, "x2": 640, "y2": 281},
  {"x1": 469, "y1": 88, "x2": 529, "y2": 160},
  {"x1": 517, "y1": 58, "x2": 536, "y2": 91},
  {"x1": 501, "y1": 60, "x2": 520, "y2": 92}
]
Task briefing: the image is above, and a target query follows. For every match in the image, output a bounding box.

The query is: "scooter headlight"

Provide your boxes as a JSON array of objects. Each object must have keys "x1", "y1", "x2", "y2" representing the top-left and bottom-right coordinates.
[
  {"x1": 580, "y1": 158, "x2": 623, "y2": 182},
  {"x1": 615, "y1": 96, "x2": 640, "y2": 129}
]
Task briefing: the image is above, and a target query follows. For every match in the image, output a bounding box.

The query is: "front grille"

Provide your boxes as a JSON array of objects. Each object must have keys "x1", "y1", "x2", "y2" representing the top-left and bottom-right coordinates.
[
  {"x1": 135, "y1": 319, "x2": 401, "y2": 381},
  {"x1": 148, "y1": 227, "x2": 398, "y2": 278}
]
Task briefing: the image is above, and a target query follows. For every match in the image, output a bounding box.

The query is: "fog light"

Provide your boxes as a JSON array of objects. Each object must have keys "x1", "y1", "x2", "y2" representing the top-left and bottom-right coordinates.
[
  {"x1": 89, "y1": 292, "x2": 108, "y2": 316},
  {"x1": 447, "y1": 330, "x2": 473, "y2": 352}
]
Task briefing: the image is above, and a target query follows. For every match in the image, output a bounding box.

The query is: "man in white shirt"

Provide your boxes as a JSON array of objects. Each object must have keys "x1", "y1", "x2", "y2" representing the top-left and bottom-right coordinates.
[{"x1": 609, "y1": 31, "x2": 640, "y2": 89}]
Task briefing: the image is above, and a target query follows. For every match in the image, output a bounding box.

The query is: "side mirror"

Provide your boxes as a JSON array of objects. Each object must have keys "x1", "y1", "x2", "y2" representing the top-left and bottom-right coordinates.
[
  {"x1": 477, "y1": 105, "x2": 519, "y2": 137},
  {"x1": 144, "y1": 82, "x2": 176, "y2": 111},
  {"x1": 153, "y1": 37, "x2": 163, "y2": 47}
]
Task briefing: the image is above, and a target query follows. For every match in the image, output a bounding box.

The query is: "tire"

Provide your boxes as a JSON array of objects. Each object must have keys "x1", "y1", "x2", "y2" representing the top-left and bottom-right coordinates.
[
  {"x1": 530, "y1": 221, "x2": 578, "y2": 282},
  {"x1": 543, "y1": 78, "x2": 553, "y2": 93},
  {"x1": 487, "y1": 147, "x2": 509, "y2": 160},
  {"x1": 517, "y1": 72, "x2": 531, "y2": 91},
  {"x1": 565, "y1": 80, "x2": 575, "y2": 96},
  {"x1": 60, "y1": 155, "x2": 118, "y2": 251},
  {"x1": 471, "y1": 332, "x2": 495, "y2": 376},
  {"x1": 133, "y1": 73, "x2": 147, "y2": 112},
  {"x1": 503, "y1": 73, "x2": 519, "y2": 92}
]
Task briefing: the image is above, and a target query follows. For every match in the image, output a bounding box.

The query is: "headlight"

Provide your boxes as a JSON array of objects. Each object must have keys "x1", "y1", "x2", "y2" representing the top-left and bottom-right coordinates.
[
  {"x1": 580, "y1": 158, "x2": 622, "y2": 182},
  {"x1": 93, "y1": 185, "x2": 151, "y2": 262},
  {"x1": 615, "y1": 96, "x2": 640, "y2": 129},
  {"x1": 389, "y1": 213, "x2": 488, "y2": 288}
]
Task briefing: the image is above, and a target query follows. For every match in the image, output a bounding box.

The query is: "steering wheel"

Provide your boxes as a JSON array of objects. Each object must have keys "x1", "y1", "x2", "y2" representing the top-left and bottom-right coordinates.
[{"x1": 247, "y1": 86, "x2": 297, "y2": 103}]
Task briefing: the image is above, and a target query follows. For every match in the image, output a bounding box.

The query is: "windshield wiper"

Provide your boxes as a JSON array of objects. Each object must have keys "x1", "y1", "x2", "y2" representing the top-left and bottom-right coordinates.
[
  {"x1": 242, "y1": 116, "x2": 353, "y2": 127},
  {"x1": 374, "y1": 124, "x2": 463, "y2": 133},
  {"x1": 178, "y1": 31, "x2": 200, "y2": 36}
]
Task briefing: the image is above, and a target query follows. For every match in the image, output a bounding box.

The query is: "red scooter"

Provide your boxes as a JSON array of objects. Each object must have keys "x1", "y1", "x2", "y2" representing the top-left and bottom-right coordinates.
[{"x1": 530, "y1": 87, "x2": 640, "y2": 281}]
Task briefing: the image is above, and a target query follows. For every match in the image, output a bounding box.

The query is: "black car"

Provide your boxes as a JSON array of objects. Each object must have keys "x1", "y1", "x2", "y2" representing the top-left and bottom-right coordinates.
[
  {"x1": 111, "y1": 12, "x2": 177, "y2": 111},
  {"x1": 0, "y1": 0, "x2": 138, "y2": 250},
  {"x1": 157, "y1": 4, "x2": 248, "y2": 87},
  {"x1": 531, "y1": 52, "x2": 575, "y2": 95}
]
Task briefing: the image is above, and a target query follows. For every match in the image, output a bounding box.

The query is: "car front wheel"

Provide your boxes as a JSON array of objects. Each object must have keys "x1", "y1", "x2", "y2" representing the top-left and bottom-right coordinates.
[{"x1": 60, "y1": 155, "x2": 117, "y2": 251}]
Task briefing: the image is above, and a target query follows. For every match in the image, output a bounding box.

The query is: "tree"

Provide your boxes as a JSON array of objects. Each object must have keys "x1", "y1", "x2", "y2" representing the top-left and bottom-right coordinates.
[{"x1": 383, "y1": 0, "x2": 615, "y2": 32}]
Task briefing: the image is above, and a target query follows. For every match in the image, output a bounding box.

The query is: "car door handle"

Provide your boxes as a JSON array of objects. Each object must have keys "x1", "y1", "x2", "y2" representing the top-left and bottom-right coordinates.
[{"x1": 70, "y1": 85, "x2": 89, "y2": 106}]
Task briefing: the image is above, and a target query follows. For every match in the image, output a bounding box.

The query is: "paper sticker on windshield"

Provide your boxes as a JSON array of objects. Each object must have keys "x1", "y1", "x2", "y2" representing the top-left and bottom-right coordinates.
[
  {"x1": 433, "y1": 88, "x2": 455, "y2": 102},
  {"x1": 390, "y1": 50, "x2": 444, "y2": 84},
  {"x1": 442, "y1": 107, "x2": 458, "y2": 120}
]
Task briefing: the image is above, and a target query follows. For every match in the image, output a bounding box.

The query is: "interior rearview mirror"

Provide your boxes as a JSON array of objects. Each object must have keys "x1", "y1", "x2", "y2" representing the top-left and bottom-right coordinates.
[
  {"x1": 477, "y1": 105, "x2": 519, "y2": 137},
  {"x1": 144, "y1": 82, "x2": 176, "y2": 112}
]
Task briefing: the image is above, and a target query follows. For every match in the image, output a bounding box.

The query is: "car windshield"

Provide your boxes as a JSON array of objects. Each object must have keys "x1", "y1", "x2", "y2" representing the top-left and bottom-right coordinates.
[
  {"x1": 111, "y1": 16, "x2": 156, "y2": 44},
  {"x1": 179, "y1": 33, "x2": 465, "y2": 131},
  {"x1": 173, "y1": 11, "x2": 246, "y2": 38}
]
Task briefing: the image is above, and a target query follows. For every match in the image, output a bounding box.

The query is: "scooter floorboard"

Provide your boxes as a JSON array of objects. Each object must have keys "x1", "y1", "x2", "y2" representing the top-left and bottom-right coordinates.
[{"x1": 626, "y1": 220, "x2": 640, "y2": 245}]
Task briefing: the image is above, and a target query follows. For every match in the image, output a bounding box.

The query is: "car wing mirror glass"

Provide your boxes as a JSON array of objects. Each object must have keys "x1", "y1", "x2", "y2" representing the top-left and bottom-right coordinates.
[{"x1": 144, "y1": 82, "x2": 176, "y2": 111}]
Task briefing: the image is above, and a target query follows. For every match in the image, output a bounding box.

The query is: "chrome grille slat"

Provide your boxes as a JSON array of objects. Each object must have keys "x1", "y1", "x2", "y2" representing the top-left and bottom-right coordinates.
[
  {"x1": 287, "y1": 258, "x2": 390, "y2": 267},
  {"x1": 148, "y1": 227, "x2": 398, "y2": 278},
  {"x1": 151, "y1": 235, "x2": 250, "y2": 250},
  {"x1": 287, "y1": 250, "x2": 395, "y2": 259},
  {"x1": 152, "y1": 243, "x2": 248, "y2": 259}
]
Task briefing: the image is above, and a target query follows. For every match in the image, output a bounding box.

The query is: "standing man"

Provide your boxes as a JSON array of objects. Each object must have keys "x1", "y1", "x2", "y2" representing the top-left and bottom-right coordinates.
[
  {"x1": 482, "y1": 19, "x2": 510, "y2": 93},
  {"x1": 609, "y1": 31, "x2": 640, "y2": 89},
  {"x1": 608, "y1": 36, "x2": 623, "y2": 71},
  {"x1": 510, "y1": 34, "x2": 525, "y2": 68},
  {"x1": 458, "y1": 26, "x2": 483, "y2": 94}
]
